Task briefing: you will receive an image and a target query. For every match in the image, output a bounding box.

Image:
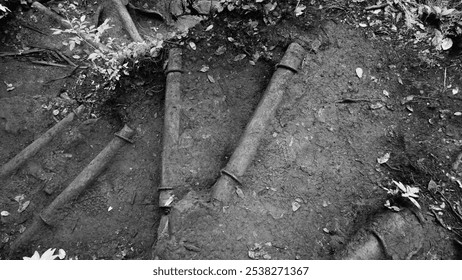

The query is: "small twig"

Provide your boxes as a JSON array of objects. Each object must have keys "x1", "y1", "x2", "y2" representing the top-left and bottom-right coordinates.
[
  {"x1": 452, "y1": 151, "x2": 462, "y2": 171},
  {"x1": 335, "y1": 98, "x2": 382, "y2": 103},
  {"x1": 56, "y1": 51, "x2": 77, "y2": 67},
  {"x1": 164, "y1": 40, "x2": 181, "y2": 46},
  {"x1": 45, "y1": 65, "x2": 83, "y2": 84},
  {"x1": 365, "y1": 3, "x2": 389, "y2": 11},
  {"x1": 31, "y1": 60, "x2": 72, "y2": 67},
  {"x1": 438, "y1": 192, "x2": 462, "y2": 223},
  {"x1": 412, "y1": 95, "x2": 438, "y2": 100},
  {"x1": 431, "y1": 209, "x2": 449, "y2": 229},
  {"x1": 19, "y1": 21, "x2": 48, "y2": 36},
  {"x1": 443, "y1": 67, "x2": 447, "y2": 91},
  {"x1": 384, "y1": 162, "x2": 402, "y2": 172},
  {"x1": 0, "y1": 49, "x2": 46, "y2": 57}
]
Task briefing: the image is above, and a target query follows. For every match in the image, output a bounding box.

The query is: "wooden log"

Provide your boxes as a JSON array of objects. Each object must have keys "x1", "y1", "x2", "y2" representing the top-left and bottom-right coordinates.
[
  {"x1": 9, "y1": 125, "x2": 135, "y2": 251},
  {"x1": 211, "y1": 42, "x2": 306, "y2": 204},
  {"x1": 0, "y1": 105, "x2": 85, "y2": 181},
  {"x1": 159, "y1": 48, "x2": 182, "y2": 209}
]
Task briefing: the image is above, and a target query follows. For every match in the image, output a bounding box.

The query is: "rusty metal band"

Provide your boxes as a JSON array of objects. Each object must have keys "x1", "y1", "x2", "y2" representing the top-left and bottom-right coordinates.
[
  {"x1": 165, "y1": 68, "x2": 184, "y2": 75},
  {"x1": 276, "y1": 63, "x2": 299, "y2": 73},
  {"x1": 114, "y1": 132, "x2": 134, "y2": 144},
  {"x1": 220, "y1": 169, "x2": 242, "y2": 186}
]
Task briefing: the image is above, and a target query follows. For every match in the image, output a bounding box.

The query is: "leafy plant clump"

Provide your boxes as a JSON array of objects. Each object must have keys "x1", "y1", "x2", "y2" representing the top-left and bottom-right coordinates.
[
  {"x1": 52, "y1": 9, "x2": 165, "y2": 91},
  {"x1": 23, "y1": 248, "x2": 66, "y2": 260},
  {"x1": 383, "y1": 180, "x2": 421, "y2": 211},
  {"x1": 378, "y1": 0, "x2": 462, "y2": 50},
  {"x1": 0, "y1": 3, "x2": 10, "y2": 20},
  {"x1": 218, "y1": 0, "x2": 306, "y2": 25}
]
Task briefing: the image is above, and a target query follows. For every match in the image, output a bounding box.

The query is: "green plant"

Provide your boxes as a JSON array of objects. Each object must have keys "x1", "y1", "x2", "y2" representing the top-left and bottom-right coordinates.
[
  {"x1": 384, "y1": 0, "x2": 462, "y2": 50},
  {"x1": 52, "y1": 16, "x2": 113, "y2": 51},
  {"x1": 0, "y1": 3, "x2": 10, "y2": 19},
  {"x1": 23, "y1": 248, "x2": 66, "y2": 260},
  {"x1": 384, "y1": 180, "x2": 421, "y2": 211},
  {"x1": 51, "y1": 14, "x2": 164, "y2": 90}
]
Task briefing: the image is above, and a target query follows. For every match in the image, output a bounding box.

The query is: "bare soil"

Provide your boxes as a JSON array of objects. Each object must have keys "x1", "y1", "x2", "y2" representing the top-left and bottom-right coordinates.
[{"x1": 1, "y1": 0, "x2": 462, "y2": 260}]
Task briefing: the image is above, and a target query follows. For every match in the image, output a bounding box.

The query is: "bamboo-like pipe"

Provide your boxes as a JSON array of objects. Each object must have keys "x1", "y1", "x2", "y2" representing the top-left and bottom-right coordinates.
[
  {"x1": 211, "y1": 42, "x2": 306, "y2": 203},
  {"x1": 336, "y1": 209, "x2": 424, "y2": 260},
  {"x1": 159, "y1": 48, "x2": 182, "y2": 209},
  {"x1": 0, "y1": 105, "x2": 85, "y2": 181},
  {"x1": 9, "y1": 125, "x2": 135, "y2": 251}
]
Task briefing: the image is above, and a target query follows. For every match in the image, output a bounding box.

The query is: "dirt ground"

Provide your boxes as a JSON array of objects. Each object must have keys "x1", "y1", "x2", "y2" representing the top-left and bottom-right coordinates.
[{"x1": 1, "y1": 0, "x2": 462, "y2": 260}]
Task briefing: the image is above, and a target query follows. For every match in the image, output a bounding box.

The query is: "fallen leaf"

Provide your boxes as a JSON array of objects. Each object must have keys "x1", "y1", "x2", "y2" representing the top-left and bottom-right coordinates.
[
  {"x1": 323, "y1": 228, "x2": 330, "y2": 233},
  {"x1": 248, "y1": 250, "x2": 256, "y2": 259},
  {"x1": 207, "y1": 74, "x2": 215, "y2": 83},
  {"x1": 294, "y1": 4, "x2": 306, "y2": 17},
  {"x1": 383, "y1": 90, "x2": 390, "y2": 97},
  {"x1": 370, "y1": 102, "x2": 384, "y2": 110},
  {"x1": 236, "y1": 187, "x2": 244, "y2": 198},
  {"x1": 454, "y1": 112, "x2": 462, "y2": 116},
  {"x1": 292, "y1": 201, "x2": 301, "y2": 212},
  {"x1": 199, "y1": 65, "x2": 209, "y2": 73},
  {"x1": 1, "y1": 211, "x2": 10, "y2": 217},
  {"x1": 215, "y1": 46, "x2": 226, "y2": 56},
  {"x1": 108, "y1": 206, "x2": 113, "y2": 211},
  {"x1": 14, "y1": 195, "x2": 24, "y2": 203},
  {"x1": 356, "y1": 67, "x2": 363, "y2": 78},
  {"x1": 4, "y1": 81, "x2": 15, "y2": 91},
  {"x1": 233, "y1": 54, "x2": 247, "y2": 61},
  {"x1": 402, "y1": 95, "x2": 414, "y2": 104},
  {"x1": 406, "y1": 105, "x2": 414, "y2": 112},
  {"x1": 408, "y1": 196, "x2": 421, "y2": 209},
  {"x1": 441, "y1": 38, "x2": 453, "y2": 50},
  {"x1": 398, "y1": 77, "x2": 403, "y2": 85},
  {"x1": 58, "y1": 249, "x2": 66, "y2": 259},
  {"x1": 188, "y1": 41, "x2": 197, "y2": 50},
  {"x1": 359, "y1": 23, "x2": 367, "y2": 27},
  {"x1": 19, "y1": 225, "x2": 26, "y2": 233},
  {"x1": 377, "y1": 152, "x2": 390, "y2": 164},
  {"x1": 18, "y1": 200, "x2": 30, "y2": 213},
  {"x1": 205, "y1": 24, "x2": 213, "y2": 31},
  {"x1": 384, "y1": 200, "x2": 401, "y2": 211},
  {"x1": 428, "y1": 179, "x2": 438, "y2": 191},
  {"x1": 452, "y1": 87, "x2": 459, "y2": 95}
]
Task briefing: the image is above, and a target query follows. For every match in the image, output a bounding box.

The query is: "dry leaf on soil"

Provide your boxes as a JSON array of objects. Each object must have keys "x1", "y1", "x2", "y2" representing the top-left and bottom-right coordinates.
[
  {"x1": 236, "y1": 187, "x2": 244, "y2": 198},
  {"x1": 356, "y1": 67, "x2": 363, "y2": 78},
  {"x1": 199, "y1": 65, "x2": 209, "y2": 73},
  {"x1": 377, "y1": 152, "x2": 390, "y2": 164},
  {"x1": 207, "y1": 75, "x2": 215, "y2": 83},
  {"x1": 233, "y1": 54, "x2": 247, "y2": 61},
  {"x1": 292, "y1": 201, "x2": 301, "y2": 212},
  {"x1": 188, "y1": 41, "x2": 197, "y2": 50},
  {"x1": 215, "y1": 46, "x2": 226, "y2": 56}
]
